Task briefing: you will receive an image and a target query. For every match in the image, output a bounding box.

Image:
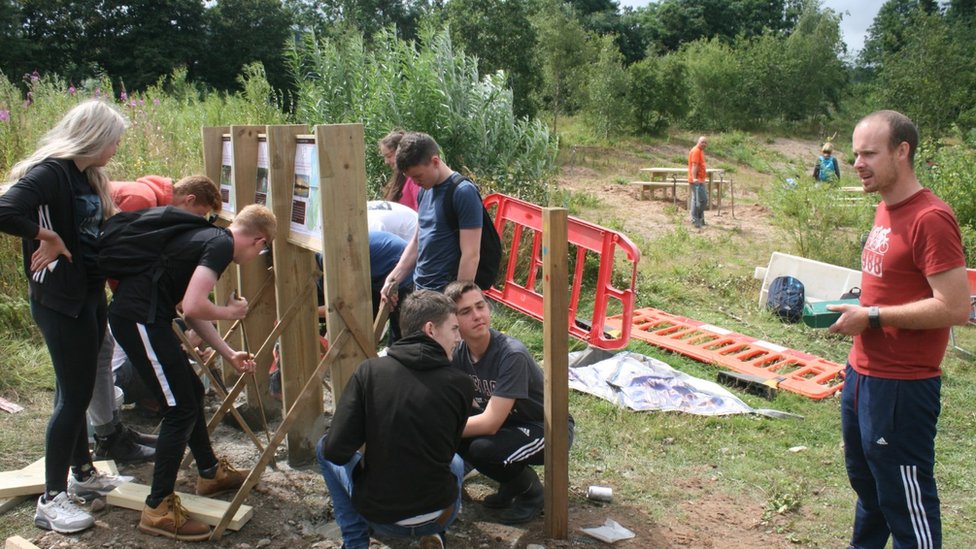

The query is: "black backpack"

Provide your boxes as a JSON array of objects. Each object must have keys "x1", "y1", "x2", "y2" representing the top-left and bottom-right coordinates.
[
  {"x1": 766, "y1": 275, "x2": 805, "y2": 323},
  {"x1": 98, "y1": 206, "x2": 215, "y2": 320},
  {"x1": 441, "y1": 173, "x2": 502, "y2": 290}
]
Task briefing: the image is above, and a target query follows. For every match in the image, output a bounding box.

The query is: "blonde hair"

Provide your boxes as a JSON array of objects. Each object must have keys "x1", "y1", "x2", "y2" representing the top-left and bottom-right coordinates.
[
  {"x1": 232, "y1": 204, "x2": 277, "y2": 242},
  {"x1": 9, "y1": 100, "x2": 128, "y2": 219},
  {"x1": 822, "y1": 142, "x2": 833, "y2": 153},
  {"x1": 174, "y1": 175, "x2": 222, "y2": 212}
]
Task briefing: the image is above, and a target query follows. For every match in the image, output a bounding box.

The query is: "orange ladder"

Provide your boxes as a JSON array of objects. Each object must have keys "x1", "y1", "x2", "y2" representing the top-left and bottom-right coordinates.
[
  {"x1": 483, "y1": 193, "x2": 640, "y2": 350},
  {"x1": 606, "y1": 307, "x2": 845, "y2": 399}
]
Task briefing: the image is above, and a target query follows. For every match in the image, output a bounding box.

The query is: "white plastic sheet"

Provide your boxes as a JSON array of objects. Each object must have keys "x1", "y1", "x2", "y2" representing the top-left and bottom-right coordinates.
[{"x1": 568, "y1": 351, "x2": 795, "y2": 418}]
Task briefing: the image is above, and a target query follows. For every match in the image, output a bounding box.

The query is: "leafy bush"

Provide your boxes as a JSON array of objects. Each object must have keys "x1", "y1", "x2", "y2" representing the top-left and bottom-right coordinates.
[
  {"x1": 288, "y1": 24, "x2": 557, "y2": 204},
  {"x1": 918, "y1": 141, "x2": 976, "y2": 264},
  {"x1": 766, "y1": 177, "x2": 876, "y2": 268}
]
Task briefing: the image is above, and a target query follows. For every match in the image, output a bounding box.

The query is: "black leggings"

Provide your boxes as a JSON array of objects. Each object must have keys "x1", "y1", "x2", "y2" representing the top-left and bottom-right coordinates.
[{"x1": 31, "y1": 291, "x2": 106, "y2": 494}]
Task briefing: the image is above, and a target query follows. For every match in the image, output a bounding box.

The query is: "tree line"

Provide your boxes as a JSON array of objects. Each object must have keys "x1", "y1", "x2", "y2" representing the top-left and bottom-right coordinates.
[{"x1": 2, "y1": 0, "x2": 975, "y2": 139}]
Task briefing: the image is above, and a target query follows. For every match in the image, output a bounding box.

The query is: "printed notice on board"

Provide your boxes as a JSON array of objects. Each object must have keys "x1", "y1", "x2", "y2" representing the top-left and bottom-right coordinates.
[
  {"x1": 220, "y1": 136, "x2": 235, "y2": 214},
  {"x1": 290, "y1": 137, "x2": 322, "y2": 238},
  {"x1": 255, "y1": 137, "x2": 269, "y2": 207}
]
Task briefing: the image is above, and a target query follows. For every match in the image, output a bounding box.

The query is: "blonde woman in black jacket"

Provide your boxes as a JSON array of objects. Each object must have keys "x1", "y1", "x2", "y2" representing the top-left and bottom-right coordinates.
[{"x1": 0, "y1": 99, "x2": 130, "y2": 534}]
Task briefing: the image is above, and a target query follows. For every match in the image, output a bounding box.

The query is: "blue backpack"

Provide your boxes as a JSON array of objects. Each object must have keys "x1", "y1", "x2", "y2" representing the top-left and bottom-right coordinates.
[
  {"x1": 767, "y1": 276, "x2": 805, "y2": 323},
  {"x1": 816, "y1": 155, "x2": 837, "y2": 182}
]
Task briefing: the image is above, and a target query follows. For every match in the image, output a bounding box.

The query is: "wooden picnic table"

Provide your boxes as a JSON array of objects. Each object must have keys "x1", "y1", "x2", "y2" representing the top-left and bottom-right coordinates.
[{"x1": 632, "y1": 167, "x2": 728, "y2": 213}]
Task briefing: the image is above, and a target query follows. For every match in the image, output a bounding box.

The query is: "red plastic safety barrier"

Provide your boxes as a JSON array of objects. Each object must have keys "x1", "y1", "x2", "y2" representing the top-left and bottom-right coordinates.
[
  {"x1": 483, "y1": 193, "x2": 640, "y2": 350},
  {"x1": 606, "y1": 307, "x2": 845, "y2": 399}
]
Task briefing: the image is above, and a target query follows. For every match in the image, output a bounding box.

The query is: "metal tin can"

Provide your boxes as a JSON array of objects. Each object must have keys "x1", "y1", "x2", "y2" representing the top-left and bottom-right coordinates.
[{"x1": 587, "y1": 485, "x2": 613, "y2": 502}]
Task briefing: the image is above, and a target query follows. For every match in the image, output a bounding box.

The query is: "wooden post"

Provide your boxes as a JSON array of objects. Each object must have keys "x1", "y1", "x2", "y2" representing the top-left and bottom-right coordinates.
[
  {"x1": 202, "y1": 127, "x2": 240, "y2": 382},
  {"x1": 267, "y1": 124, "x2": 322, "y2": 465},
  {"x1": 230, "y1": 125, "x2": 277, "y2": 418},
  {"x1": 542, "y1": 208, "x2": 569, "y2": 539},
  {"x1": 316, "y1": 124, "x2": 372, "y2": 400}
]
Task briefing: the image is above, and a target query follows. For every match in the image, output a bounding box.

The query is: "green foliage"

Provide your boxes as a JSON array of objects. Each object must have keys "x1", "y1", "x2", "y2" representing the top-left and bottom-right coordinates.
[
  {"x1": 444, "y1": 0, "x2": 541, "y2": 118},
  {"x1": 582, "y1": 34, "x2": 630, "y2": 139},
  {"x1": 766, "y1": 177, "x2": 876, "y2": 268},
  {"x1": 288, "y1": 24, "x2": 557, "y2": 203},
  {"x1": 626, "y1": 54, "x2": 689, "y2": 135},
  {"x1": 201, "y1": 0, "x2": 294, "y2": 94},
  {"x1": 1, "y1": 67, "x2": 290, "y2": 181},
  {"x1": 679, "y1": 5, "x2": 845, "y2": 131},
  {"x1": 531, "y1": 0, "x2": 595, "y2": 130},
  {"x1": 873, "y1": 11, "x2": 976, "y2": 135},
  {"x1": 918, "y1": 140, "x2": 976, "y2": 263}
]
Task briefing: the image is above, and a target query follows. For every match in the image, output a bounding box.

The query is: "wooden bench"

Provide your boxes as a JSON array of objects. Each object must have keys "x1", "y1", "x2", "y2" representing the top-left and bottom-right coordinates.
[{"x1": 629, "y1": 179, "x2": 687, "y2": 202}]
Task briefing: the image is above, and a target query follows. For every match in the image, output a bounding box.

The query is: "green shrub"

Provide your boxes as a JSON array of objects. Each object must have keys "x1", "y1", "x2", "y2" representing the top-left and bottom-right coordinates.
[
  {"x1": 766, "y1": 177, "x2": 876, "y2": 268},
  {"x1": 288, "y1": 24, "x2": 557, "y2": 204}
]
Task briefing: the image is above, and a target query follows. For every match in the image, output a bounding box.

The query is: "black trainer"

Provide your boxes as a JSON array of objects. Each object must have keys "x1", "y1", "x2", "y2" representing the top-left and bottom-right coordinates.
[
  {"x1": 122, "y1": 424, "x2": 158, "y2": 448},
  {"x1": 93, "y1": 423, "x2": 155, "y2": 464},
  {"x1": 498, "y1": 468, "x2": 544, "y2": 525}
]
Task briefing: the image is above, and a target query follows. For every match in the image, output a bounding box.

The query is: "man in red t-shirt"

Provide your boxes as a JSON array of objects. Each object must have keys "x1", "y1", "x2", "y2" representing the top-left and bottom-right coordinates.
[
  {"x1": 687, "y1": 136, "x2": 708, "y2": 228},
  {"x1": 828, "y1": 111, "x2": 970, "y2": 549}
]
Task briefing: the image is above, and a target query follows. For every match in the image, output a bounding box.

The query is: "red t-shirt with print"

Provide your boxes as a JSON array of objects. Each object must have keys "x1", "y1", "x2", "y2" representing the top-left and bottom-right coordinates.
[{"x1": 850, "y1": 188, "x2": 965, "y2": 379}]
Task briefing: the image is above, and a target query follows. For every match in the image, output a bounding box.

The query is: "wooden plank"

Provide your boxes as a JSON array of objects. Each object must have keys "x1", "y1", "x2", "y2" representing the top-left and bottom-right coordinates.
[
  {"x1": 232, "y1": 124, "x2": 278, "y2": 418},
  {"x1": 542, "y1": 208, "x2": 569, "y2": 539},
  {"x1": 203, "y1": 126, "x2": 242, "y2": 383},
  {"x1": 0, "y1": 460, "x2": 119, "y2": 498},
  {"x1": 106, "y1": 482, "x2": 252, "y2": 531},
  {"x1": 316, "y1": 124, "x2": 372, "y2": 400},
  {"x1": 4, "y1": 535, "x2": 40, "y2": 549},
  {"x1": 267, "y1": 124, "x2": 321, "y2": 466}
]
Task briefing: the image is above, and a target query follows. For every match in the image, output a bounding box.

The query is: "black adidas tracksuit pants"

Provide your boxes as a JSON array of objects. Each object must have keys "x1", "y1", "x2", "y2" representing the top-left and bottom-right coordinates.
[
  {"x1": 841, "y1": 365, "x2": 941, "y2": 549},
  {"x1": 109, "y1": 314, "x2": 219, "y2": 506}
]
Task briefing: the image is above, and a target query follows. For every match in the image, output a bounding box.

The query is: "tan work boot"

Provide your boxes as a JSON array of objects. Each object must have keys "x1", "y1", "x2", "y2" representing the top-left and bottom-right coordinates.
[
  {"x1": 138, "y1": 494, "x2": 210, "y2": 541},
  {"x1": 196, "y1": 458, "x2": 248, "y2": 497}
]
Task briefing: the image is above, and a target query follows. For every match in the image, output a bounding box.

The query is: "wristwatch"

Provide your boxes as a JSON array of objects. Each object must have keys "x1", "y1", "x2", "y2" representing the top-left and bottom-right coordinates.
[{"x1": 868, "y1": 306, "x2": 881, "y2": 329}]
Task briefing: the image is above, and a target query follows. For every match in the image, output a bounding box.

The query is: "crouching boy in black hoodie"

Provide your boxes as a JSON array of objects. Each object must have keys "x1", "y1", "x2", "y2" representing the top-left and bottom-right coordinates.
[{"x1": 317, "y1": 290, "x2": 475, "y2": 549}]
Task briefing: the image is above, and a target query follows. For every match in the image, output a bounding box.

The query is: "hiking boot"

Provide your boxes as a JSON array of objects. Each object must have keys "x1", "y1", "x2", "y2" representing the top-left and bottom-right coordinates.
[
  {"x1": 196, "y1": 458, "x2": 248, "y2": 497},
  {"x1": 498, "y1": 468, "x2": 544, "y2": 525},
  {"x1": 34, "y1": 492, "x2": 94, "y2": 533},
  {"x1": 139, "y1": 493, "x2": 211, "y2": 541},
  {"x1": 93, "y1": 423, "x2": 155, "y2": 464},
  {"x1": 68, "y1": 468, "x2": 134, "y2": 499},
  {"x1": 419, "y1": 532, "x2": 445, "y2": 549}
]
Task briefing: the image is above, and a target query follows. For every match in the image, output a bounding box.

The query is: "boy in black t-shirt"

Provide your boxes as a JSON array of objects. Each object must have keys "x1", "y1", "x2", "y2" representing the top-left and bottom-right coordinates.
[
  {"x1": 108, "y1": 204, "x2": 276, "y2": 541},
  {"x1": 445, "y1": 281, "x2": 574, "y2": 525}
]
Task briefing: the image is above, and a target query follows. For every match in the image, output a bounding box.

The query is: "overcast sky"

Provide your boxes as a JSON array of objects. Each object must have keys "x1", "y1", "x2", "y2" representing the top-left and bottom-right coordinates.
[{"x1": 616, "y1": 0, "x2": 885, "y2": 54}]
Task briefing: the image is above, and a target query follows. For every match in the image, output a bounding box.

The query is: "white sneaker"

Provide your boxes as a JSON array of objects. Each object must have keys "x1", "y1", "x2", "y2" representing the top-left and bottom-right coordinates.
[
  {"x1": 67, "y1": 468, "x2": 134, "y2": 499},
  {"x1": 34, "y1": 492, "x2": 94, "y2": 533}
]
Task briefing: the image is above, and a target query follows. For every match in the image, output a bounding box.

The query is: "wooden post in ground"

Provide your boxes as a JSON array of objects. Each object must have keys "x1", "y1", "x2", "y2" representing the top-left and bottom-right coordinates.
[
  {"x1": 230, "y1": 125, "x2": 277, "y2": 418},
  {"x1": 542, "y1": 208, "x2": 569, "y2": 539},
  {"x1": 266, "y1": 124, "x2": 322, "y2": 465},
  {"x1": 316, "y1": 124, "x2": 372, "y2": 399},
  {"x1": 202, "y1": 127, "x2": 241, "y2": 383}
]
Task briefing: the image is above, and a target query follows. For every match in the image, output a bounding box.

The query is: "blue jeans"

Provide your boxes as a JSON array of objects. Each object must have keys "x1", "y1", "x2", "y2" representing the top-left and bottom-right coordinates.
[
  {"x1": 690, "y1": 182, "x2": 708, "y2": 226},
  {"x1": 316, "y1": 436, "x2": 463, "y2": 549}
]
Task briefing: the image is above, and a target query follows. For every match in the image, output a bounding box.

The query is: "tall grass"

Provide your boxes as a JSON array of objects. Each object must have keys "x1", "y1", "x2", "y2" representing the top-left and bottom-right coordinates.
[{"x1": 288, "y1": 24, "x2": 557, "y2": 203}]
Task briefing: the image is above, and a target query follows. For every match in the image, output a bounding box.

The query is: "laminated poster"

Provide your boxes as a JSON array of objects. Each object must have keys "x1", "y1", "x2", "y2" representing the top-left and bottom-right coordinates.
[
  {"x1": 255, "y1": 137, "x2": 270, "y2": 207},
  {"x1": 291, "y1": 137, "x2": 322, "y2": 239},
  {"x1": 220, "y1": 136, "x2": 235, "y2": 214}
]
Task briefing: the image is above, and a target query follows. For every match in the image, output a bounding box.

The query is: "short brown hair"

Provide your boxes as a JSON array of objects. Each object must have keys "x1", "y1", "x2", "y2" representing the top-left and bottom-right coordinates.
[
  {"x1": 174, "y1": 175, "x2": 222, "y2": 212},
  {"x1": 232, "y1": 204, "x2": 277, "y2": 242},
  {"x1": 860, "y1": 110, "x2": 919, "y2": 165},
  {"x1": 444, "y1": 280, "x2": 481, "y2": 303},
  {"x1": 395, "y1": 132, "x2": 440, "y2": 172},
  {"x1": 399, "y1": 290, "x2": 457, "y2": 336}
]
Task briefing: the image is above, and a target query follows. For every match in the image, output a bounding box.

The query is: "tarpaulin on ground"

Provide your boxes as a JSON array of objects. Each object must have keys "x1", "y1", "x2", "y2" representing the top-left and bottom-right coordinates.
[{"x1": 568, "y1": 351, "x2": 797, "y2": 418}]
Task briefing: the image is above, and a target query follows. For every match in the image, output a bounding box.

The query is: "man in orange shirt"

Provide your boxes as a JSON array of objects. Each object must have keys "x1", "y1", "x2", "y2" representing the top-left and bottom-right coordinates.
[{"x1": 687, "y1": 136, "x2": 708, "y2": 228}]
